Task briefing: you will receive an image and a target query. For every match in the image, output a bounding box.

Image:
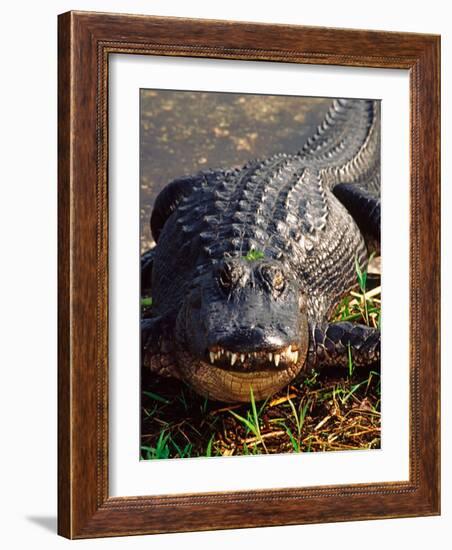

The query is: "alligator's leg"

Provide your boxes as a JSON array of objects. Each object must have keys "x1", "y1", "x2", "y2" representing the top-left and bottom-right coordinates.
[
  {"x1": 141, "y1": 317, "x2": 180, "y2": 379},
  {"x1": 141, "y1": 247, "x2": 155, "y2": 295},
  {"x1": 307, "y1": 321, "x2": 380, "y2": 369},
  {"x1": 150, "y1": 170, "x2": 225, "y2": 242},
  {"x1": 333, "y1": 182, "x2": 380, "y2": 255}
]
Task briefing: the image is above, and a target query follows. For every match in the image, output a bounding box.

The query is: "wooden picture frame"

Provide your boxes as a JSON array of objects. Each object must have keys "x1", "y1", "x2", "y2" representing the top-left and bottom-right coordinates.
[{"x1": 58, "y1": 11, "x2": 440, "y2": 538}]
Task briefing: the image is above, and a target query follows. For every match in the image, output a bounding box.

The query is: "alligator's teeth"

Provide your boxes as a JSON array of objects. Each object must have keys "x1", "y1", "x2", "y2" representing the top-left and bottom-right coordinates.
[
  {"x1": 231, "y1": 353, "x2": 237, "y2": 366},
  {"x1": 209, "y1": 352, "x2": 215, "y2": 364},
  {"x1": 268, "y1": 352, "x2": 273, "y2": 362},
  {"x1": 274, "y1": 354, "x2": 280, "y2": 367},
  {"x1": 293, "y1": 351, "x2": 298, "y2": 363},
  {"x1": 288, "y1": 345, "x2": 292, "y2": 353},
  {"x1": 240, "y1": 354, "x2": 245, "y2": 363}
]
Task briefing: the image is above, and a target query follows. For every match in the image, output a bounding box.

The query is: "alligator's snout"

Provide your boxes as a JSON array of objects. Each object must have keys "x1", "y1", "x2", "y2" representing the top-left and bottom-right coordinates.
[{"x1": 210, "y1": 325, "x2": 294, "y2": 355}]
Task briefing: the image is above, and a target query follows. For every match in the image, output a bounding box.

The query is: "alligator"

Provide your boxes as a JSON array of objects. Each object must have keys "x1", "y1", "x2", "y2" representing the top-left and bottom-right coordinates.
[{"x1": 141, "y1": 98, "x2": 381, "y2": 402}]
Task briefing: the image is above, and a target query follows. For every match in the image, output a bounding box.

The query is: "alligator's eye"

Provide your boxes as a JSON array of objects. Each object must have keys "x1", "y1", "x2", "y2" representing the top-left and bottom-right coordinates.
[
  {"x1": 273, "y1": 270, "x2": 285, "y2": 291},
  {"x1": 219, "y1": 262, "x2": 242, "y2": 290},
  {"x1": 261, "y1": 265, "x2": 285, "y2": 292},
  {"x1": 219, "y1": 266, "x2": 232, "y2": 289}
]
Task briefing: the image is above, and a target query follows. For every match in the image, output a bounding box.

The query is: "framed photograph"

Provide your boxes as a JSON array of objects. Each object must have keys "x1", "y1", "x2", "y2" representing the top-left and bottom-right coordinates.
[{"x1": 58, "y1": 11, "x2": 440, "y2": 538}]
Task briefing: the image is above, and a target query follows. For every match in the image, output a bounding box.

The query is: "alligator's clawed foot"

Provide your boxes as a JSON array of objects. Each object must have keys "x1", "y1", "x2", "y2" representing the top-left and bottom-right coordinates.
[
  {"x1": 142, "y1": 317, "x2": 180, "y2": 379},
  {"x1": 309, "y1": 321, "x2": 380, "y2": 369}
]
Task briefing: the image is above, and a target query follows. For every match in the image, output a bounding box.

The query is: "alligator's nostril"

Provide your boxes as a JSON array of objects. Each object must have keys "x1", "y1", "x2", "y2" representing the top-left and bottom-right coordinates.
[{"x1": 214, "y1": 327, "x2": 290, "y2": 353}]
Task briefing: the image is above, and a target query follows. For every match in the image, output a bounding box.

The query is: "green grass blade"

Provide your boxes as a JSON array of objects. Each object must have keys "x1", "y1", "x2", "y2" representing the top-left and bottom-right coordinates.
[
  {"x1": 355, "y1": 255, "x2": 366, "y2": 292},
  {"x1": 142, "y1": 390, "x2": 170, "y2": 404},
  {"x1": 347, "y1": 342, "x2": 354, "y2": 377},
  {"x1": 206, "y1": 434, "x2": 215, "y2": 457},
  {"x1": 244, "y1": 249, "x2": 265, "y2": 261},
  {"x1": 299, "y1": 400, "x2": 309, "y2": 432},
  {"x1": 284, "y1": 426, "x2": 300, "y2": 452},
  {"x1": 229, "y1": 410, "x2": 258, "y2": 437},
  {"x1": 249, "y1": 386, "x2": 261, "y2": 438}
]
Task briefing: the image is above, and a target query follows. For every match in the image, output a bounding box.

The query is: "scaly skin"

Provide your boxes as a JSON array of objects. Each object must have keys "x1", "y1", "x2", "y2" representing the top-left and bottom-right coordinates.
[{"x1": 141, "y1": 99, "x2": 381, "y2": 402}]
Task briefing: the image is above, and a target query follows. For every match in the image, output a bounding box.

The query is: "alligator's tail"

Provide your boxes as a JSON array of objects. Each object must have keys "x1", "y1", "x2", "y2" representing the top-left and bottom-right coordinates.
[
  {"x1": 301, "y1": 99, "x2": 381, "y2": 254},
  {"x1": 300, "y1": 98, "x2": 380, "y2": 193}
]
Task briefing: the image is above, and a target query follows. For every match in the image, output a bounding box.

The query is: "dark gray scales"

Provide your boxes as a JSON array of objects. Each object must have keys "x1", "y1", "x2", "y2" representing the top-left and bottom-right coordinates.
[{"x1": 141, "y1": 98, "x2": 381, "y2": 403}]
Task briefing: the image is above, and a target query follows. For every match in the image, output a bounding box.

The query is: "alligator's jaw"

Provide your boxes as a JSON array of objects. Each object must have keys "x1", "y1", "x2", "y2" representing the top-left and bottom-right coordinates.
[
  {"x1": 176, "y1": 344, "x2": 306, "y2": 402},
  {"x1": 206, "y1": 344, "x2": 300, "y2": 370}
]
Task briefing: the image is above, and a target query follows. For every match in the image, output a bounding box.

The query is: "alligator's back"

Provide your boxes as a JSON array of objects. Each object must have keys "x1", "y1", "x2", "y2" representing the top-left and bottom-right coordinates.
[
  {"x1": 152, "y1": 156, "x2": 367, "y2": 321},
  {"x1": 150, "y1": 99, "x2": 379, "y2": 321}
]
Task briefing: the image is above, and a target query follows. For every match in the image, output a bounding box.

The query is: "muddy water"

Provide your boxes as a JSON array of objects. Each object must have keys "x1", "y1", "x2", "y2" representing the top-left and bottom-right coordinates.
[{"x1": 140, "y1": 90, "x2": 332, "y2": 252}]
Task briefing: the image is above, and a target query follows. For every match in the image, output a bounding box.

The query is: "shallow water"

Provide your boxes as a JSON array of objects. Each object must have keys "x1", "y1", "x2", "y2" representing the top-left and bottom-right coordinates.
[{"x1": 140, "y1": 90, "x2": 332, "y2": 251}]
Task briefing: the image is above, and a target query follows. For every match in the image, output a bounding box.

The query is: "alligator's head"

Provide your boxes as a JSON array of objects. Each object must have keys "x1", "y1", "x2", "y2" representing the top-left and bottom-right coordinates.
[{"x1": 175, "y1": 256, "x2": 309, "y2": 402}]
